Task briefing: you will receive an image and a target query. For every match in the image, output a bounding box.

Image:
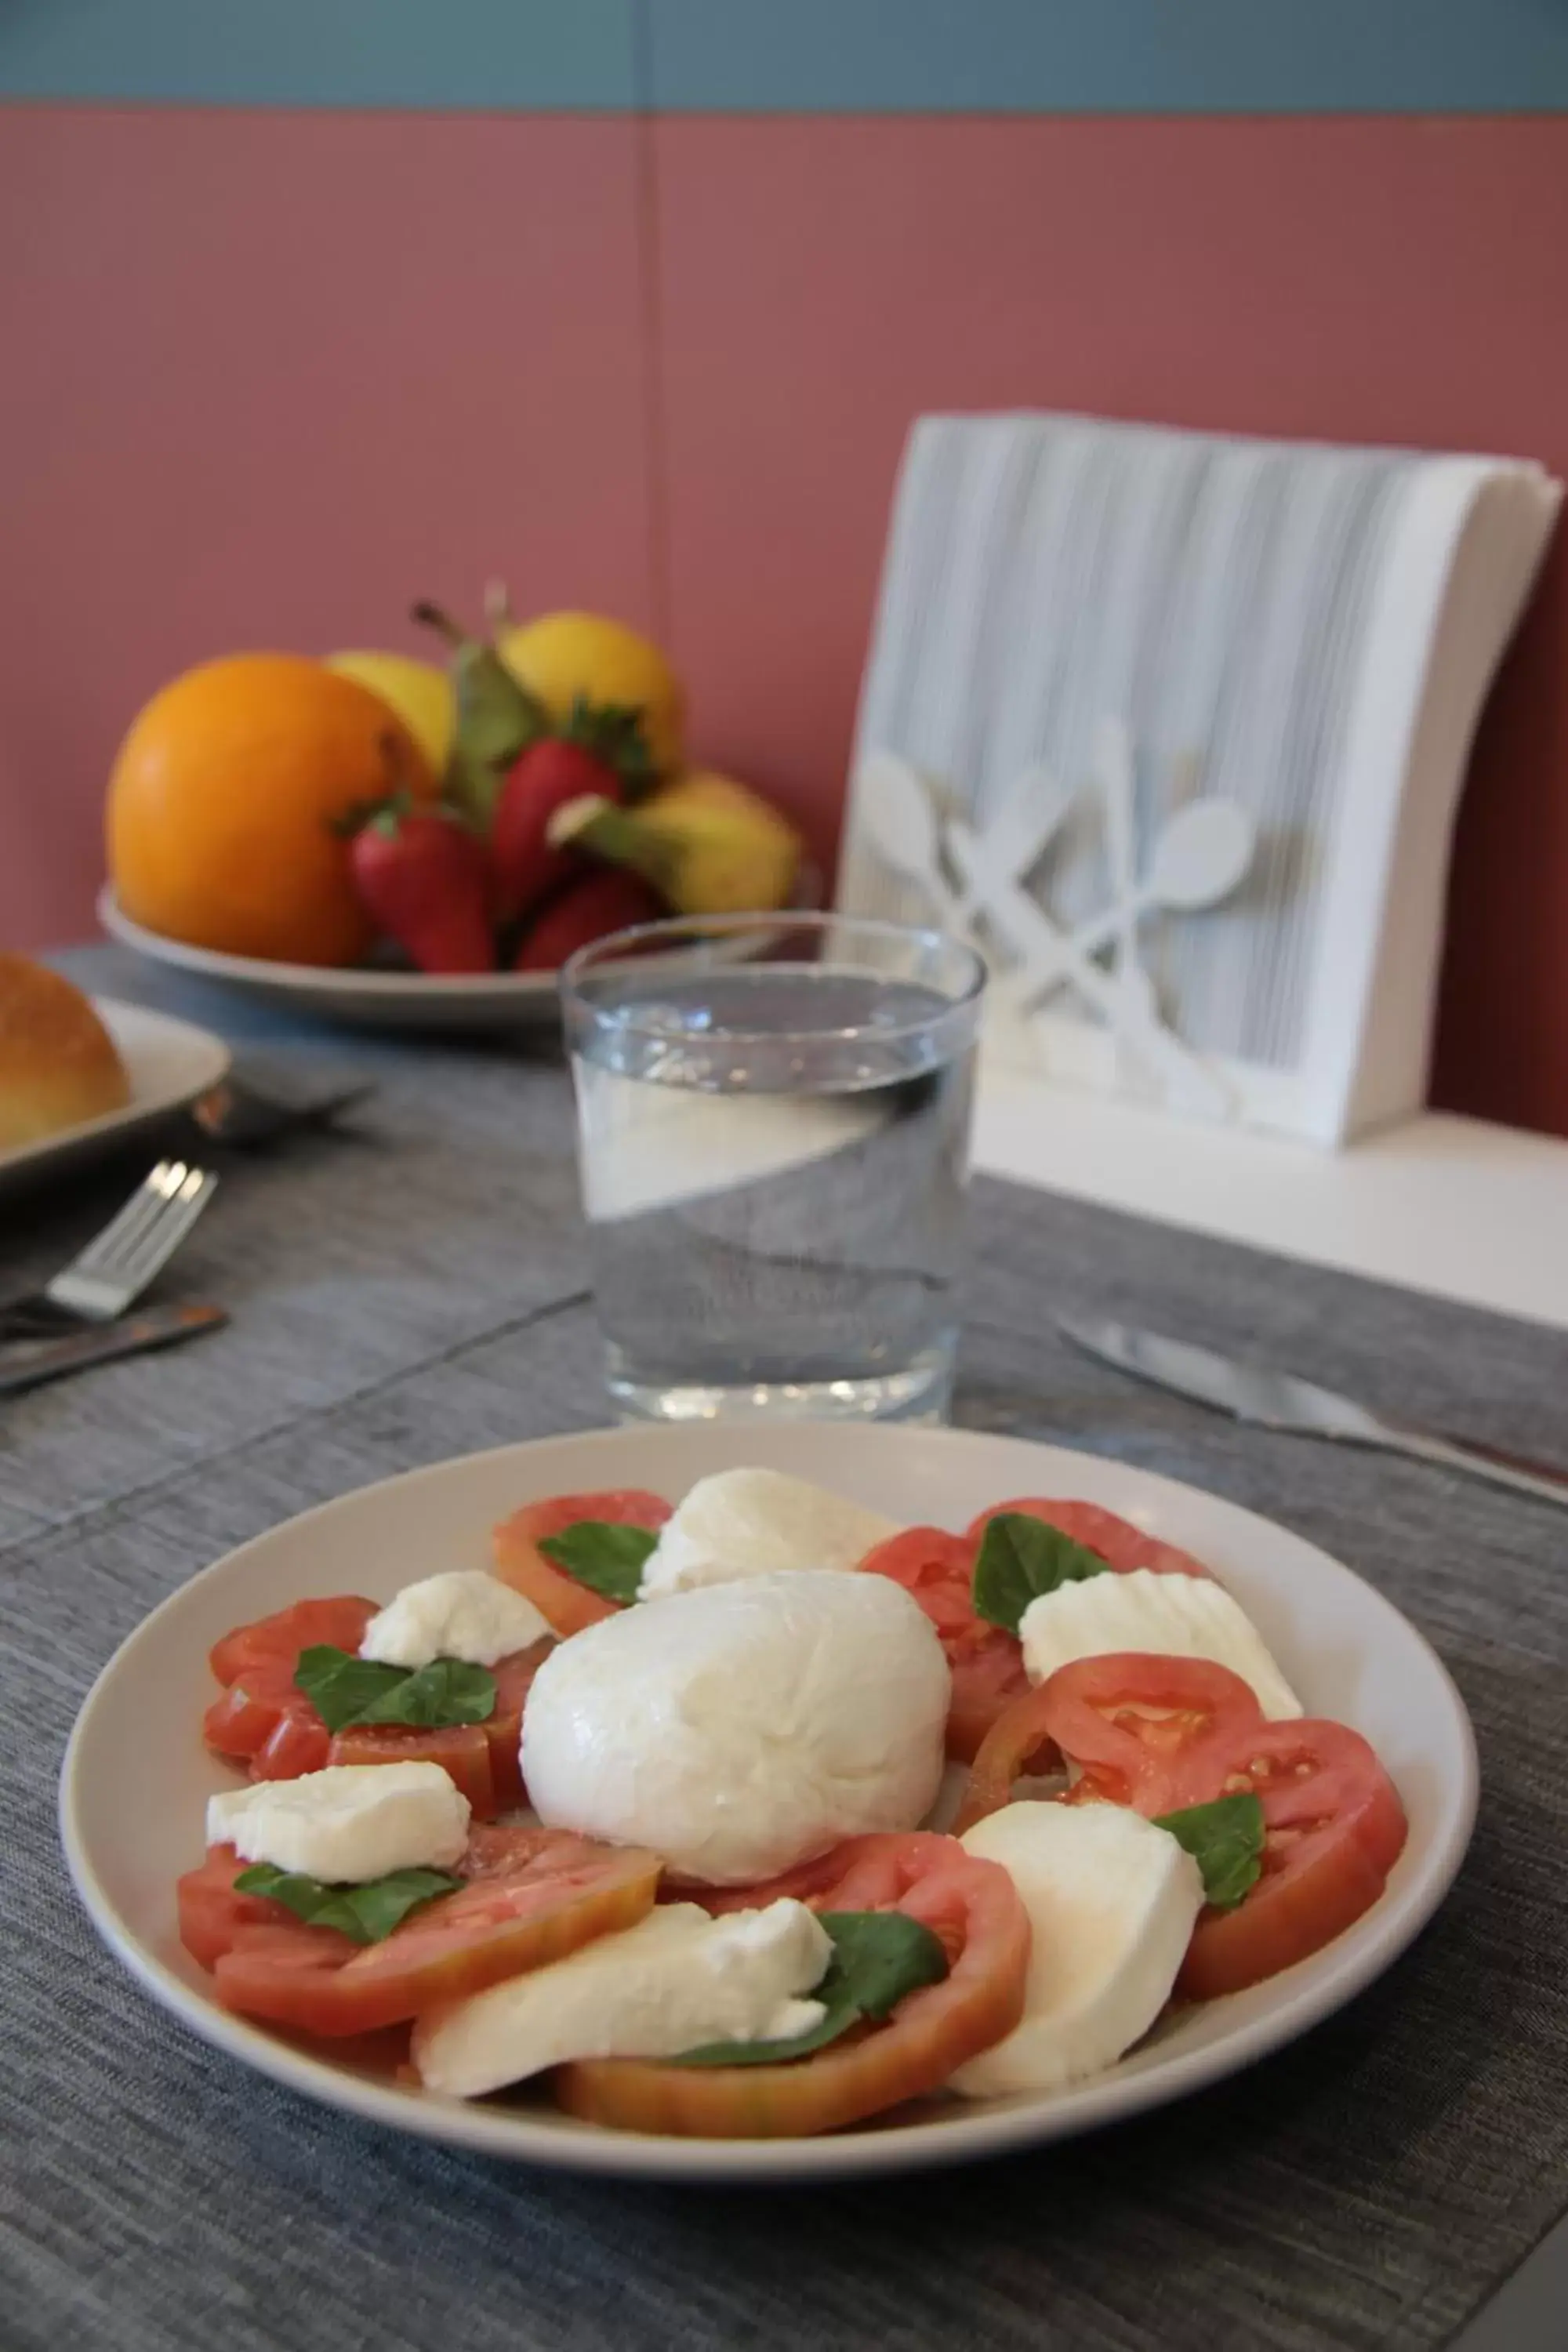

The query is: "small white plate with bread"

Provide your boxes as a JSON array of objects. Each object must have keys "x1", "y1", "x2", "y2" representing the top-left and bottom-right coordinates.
[{"x1": 0, "y1": 955, "x2": 230, "y2": 1196}]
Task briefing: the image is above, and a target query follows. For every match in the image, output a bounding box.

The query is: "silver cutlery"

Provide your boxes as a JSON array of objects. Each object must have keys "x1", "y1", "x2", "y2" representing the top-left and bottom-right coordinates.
[
  {"x1": 0, "y1": 1159, "x2": 218, "y2": 1338},
  {"x1": 1058, "y1": 1312, "x2": 1568, "y2": 1509},
  {"x1": 191, "y1": 1076, "x2": 374, "y2": 1148},
  {"x1": 0, "y1": 1301, "x2": 227, "y2": 1396}
]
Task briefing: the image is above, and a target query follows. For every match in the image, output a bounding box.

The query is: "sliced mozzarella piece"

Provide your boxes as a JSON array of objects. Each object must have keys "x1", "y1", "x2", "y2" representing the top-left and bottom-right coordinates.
[
  {"x1": 950, "y1": 1802, "x2": 1203, "y2": 2098},
  {"x1": 521, "y1": 1570, "x2": 949, "y2": 1884},
  {"x1": 358, "y1": 1570, "x2": 550, "y2": 1669},
  {"x1": 1019, "y1": 1567, "x2": 1301, "y2": 1718},
  {"x1": 637, "y1": 1467, "x2": 900, "y2": 1601},
  {"x1": 207, "y1": 1762, "x2": 470, "y2": 1882},
  {"x1": 413, "y1": 1898, "x2": 833, "y2": 2098}
]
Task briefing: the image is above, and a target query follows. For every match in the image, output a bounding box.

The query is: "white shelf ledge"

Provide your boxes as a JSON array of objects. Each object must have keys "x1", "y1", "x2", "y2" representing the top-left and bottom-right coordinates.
[{"x1": 972, "y1": 1053, "x2": 1568, "y2": 1331}]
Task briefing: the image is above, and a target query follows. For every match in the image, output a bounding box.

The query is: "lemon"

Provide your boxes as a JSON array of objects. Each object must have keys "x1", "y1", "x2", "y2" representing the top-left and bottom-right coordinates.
[
  {"x1": 325, "y1": 651, "x2": 455, "y2": 776},
  {"x1": 496, "y1": 612, "x2": 684, "y2": 776}
]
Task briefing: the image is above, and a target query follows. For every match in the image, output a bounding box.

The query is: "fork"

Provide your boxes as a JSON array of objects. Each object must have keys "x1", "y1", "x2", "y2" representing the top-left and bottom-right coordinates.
[{"x1": 0, "y1": 1160, "x2": 218, "y2": 1338}]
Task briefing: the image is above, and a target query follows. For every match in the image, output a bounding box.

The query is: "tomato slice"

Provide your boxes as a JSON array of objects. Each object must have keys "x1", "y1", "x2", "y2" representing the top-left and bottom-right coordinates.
[
  {"x1": 179, "y1": 1823, "x2": 543, "y2": 1973},
  {"x1": 966, "y1": 1500, "x2": 1214, "y2": 1581},
  {"x1": 206, "y1": 1600, "x2": 550, "y2": 1812},
  {"x1": 327, "y1": 1721, "x2": 497, "y2": 1815},
  {"x1": 209, "y1": 1595, "x2": 378, "y2": 1687},
  {"x1": 858, "y1": 1503, "x2": 1209, "y2": 1766},
  {"x1": 212, "y1": 1827, "x2": 662, "y2": 2037},
  {"x1": 856, "y1": 1526, "x2": 1030, "y2": 1762},
  {"x1": 204, "y1": 1657, "x2": 333, "y2": 1780},
  {"x1": 491, "y1": 1489, "x2": 670, "y2": 1638},
  {"x1": 1168, "y1": 1717, "x2": 1409, "y2": 1998},
  {"x1": 485, "y1": 1637, "x2": 554, "y2": 1811},
  {"x1": 205, "y1": 1595, "x2": 379, "y2": 1783},
  {"x1": 555, "y1": 1831, "x2": 1030, "y2": 2138},
  {"x1": 176, "y1": 1843, "x2": 296, "y2": 1970},
  {"x1": 965, "y1": 1654, "x2": 1409, "y2": 1996},
  {"x1": 946, "y1": 1632, "x2": 1033, "y2": 1766},
  {"x1": 955, "y1": 1652, "x2": 1263, "y2": 1830}
]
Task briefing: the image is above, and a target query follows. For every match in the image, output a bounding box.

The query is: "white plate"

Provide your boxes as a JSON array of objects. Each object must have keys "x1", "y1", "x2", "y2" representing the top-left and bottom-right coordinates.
[
  {"x1": 99, "y1": 887, "x2": 564, "y2": 1031},
  {"x1": 60, "y1": 1422, "x2": 1476, "y2": 2183},
  {"x1": 99, "y1": 877, "x2": 824, "y2": 1035},
  {"x1": 0, "y1": 997, "x2": 230, "y2": 1196}
]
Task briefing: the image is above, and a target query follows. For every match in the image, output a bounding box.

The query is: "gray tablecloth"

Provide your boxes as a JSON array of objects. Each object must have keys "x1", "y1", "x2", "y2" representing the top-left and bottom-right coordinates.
[{"x1": 2, "y1": 951, "x2": 1566, "y2": 2352}]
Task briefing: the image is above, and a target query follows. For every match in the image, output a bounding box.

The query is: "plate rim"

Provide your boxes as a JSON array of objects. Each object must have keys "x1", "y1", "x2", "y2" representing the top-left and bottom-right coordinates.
[
  {"x1": 97, "y1": 887, "x2": 560, "y2": 1001},
  {"x1": 59, "y1": 1422, "x2": 1479, "y2": 2183},
  {"x1": 0, "y1": 993, "x2": 231, "y2": 1179}
]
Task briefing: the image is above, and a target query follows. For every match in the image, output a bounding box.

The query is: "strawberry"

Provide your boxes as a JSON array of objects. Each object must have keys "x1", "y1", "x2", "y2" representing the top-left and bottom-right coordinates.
[
  {"x1": 490, "y1": 737, "x2": 626, "y2": 923},
  {"x1": 347, "y1": 805, "x2": 495, "y2": 974},
  {"x1": 512, "y1": 869, "x2": 662, "y2": 972}
]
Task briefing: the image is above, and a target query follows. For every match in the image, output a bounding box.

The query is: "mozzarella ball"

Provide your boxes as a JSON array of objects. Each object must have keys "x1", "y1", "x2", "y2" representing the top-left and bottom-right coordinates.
[
  {"x1": 206, "y1": 1762, "x2": 470, "y2": 1882},
  {"x1": 521, "y1": 1570, "x2": 949, "y2": 1884},
  {"x1": 360, "y1": 1570, "x2": 550, "y2": 1668},
  {"x1": 949, "y1": 1802, "x2": 1202, "y2": 2099},
  {"x1": 638, "y1": 1468, "x2": 901, "y2": 1600}
]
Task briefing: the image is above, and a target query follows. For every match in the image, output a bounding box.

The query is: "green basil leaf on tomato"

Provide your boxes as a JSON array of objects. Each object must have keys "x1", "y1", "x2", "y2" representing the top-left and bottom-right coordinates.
[
  {"x1": 670, "y1": 1909, "x2": 949, "y2": 2069},
  {"x1": 233, "y1": 1862, "x2": 463, "y2": 1944},
  {"x1": 1153, "y1": 1791, "x2": 1266, "y2": 1911},
  {"x1": 971, "y1": 1512, "x2": 1109, "y2": 1635},
  {"x1": 294, "y1": 1645, "x2": 496, "y2": 1733},
  {"x1": 536, "y1": 1521, "x2": 659, "y2": 1605},
  {"x1": 350, "y1": 1657, "x2": 496, "y2": 1728}
]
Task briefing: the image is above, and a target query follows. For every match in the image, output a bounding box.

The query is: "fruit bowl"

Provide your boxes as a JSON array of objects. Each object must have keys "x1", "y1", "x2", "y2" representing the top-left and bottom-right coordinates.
[{"x1": 98, "y1": 877, "x2": 823, "y2": 1036}]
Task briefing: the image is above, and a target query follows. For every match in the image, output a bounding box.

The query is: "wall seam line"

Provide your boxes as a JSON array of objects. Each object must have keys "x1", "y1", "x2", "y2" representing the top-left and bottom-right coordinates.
[{"x1": 632, "y1": 0, "x2": 673, "y2": 650}]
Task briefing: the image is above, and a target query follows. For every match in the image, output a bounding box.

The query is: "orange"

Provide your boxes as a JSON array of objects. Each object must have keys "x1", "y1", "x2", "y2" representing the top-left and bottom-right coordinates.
[{"x1": 107, "y1": 653, "x2": 436, "y2": 966}]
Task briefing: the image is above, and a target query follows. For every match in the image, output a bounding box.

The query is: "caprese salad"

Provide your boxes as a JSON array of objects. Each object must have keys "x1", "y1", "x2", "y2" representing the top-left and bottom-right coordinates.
[{"x1": 179, "y1": 1467, "x2": 1408, "y2": 2136}]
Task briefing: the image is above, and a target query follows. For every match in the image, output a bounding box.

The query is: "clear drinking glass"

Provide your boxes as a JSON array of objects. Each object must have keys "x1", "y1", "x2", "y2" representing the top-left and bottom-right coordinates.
[{"x1": 560, "y1": 913, "x2": 986, "y2": 1425}]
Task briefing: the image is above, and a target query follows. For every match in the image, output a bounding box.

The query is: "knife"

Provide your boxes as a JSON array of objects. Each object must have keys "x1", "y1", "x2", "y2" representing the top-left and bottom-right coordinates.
[
  {"x1": 1057, "y1": 1313, "x2": 1568, "y2": 1510},
  {"x1": 0, "y1": 1302, "x2": 227, "y2": 1397}
]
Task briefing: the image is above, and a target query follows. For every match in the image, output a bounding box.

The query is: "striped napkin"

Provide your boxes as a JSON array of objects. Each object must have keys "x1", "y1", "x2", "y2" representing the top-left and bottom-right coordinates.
[{"x1": 840, "y1": 412, "x2": 1560, "y2": 1143}]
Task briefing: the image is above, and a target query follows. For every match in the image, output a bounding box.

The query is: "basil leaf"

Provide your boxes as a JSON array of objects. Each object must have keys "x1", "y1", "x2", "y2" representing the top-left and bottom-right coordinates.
[
  {"x1": 350, "y1": 1657, "x2": 496, "y2": 1728},
  {"x1": 293, "y1": 1646, "x2": 412, "y2": 1733},
  {"x1": 537, "y1": 1521, "x2": 659, "y2": 1605},
  {"x1": 293, "y1": 1646, "x2": 496, "y2": 1732},
  {"x1": 1154, "y1": 1792, "x2": 1266, "y2": 1911},
  {"x1": 234, "y1": 1862, "x2": 462, "y2": 1944},
  {"x1": 670, "y1": 1909, "x2": 949, "y2": 2068},
  {"x1": 971, "y1": 1512, "x2": 1109, "y2": 1635}
]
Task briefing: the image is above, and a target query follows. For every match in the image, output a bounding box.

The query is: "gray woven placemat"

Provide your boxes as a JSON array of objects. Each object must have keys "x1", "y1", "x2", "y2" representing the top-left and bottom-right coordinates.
[{"x1": 2, "y1": 985, "x2": 1565, "y2": 2352}]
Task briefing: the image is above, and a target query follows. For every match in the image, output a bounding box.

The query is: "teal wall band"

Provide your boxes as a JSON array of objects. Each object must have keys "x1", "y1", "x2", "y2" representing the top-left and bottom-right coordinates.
[{"x1": 4, "y1": 0, "x2": 1568, "y2": 114}]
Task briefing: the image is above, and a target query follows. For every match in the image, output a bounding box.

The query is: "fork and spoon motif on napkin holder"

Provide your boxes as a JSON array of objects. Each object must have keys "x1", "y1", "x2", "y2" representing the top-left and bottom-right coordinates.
[{"x1": 854, "y1": 723, "x2": 1257, "y2": 1121}]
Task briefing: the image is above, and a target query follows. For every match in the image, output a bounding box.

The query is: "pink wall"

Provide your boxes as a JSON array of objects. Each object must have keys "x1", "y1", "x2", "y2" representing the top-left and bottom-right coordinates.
[
  {"x1": 0, "y1": 110, "x2": 656, "y2": 945},
  {"x1": 2, "y1": 107, "x2": 1567, "y2": 1132}
]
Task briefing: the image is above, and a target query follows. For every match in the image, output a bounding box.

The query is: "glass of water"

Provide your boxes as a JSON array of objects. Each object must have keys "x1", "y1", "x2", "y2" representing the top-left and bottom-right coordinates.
[{"x1": 560, "y1": 913, "x2": 986, "y2": 1425}]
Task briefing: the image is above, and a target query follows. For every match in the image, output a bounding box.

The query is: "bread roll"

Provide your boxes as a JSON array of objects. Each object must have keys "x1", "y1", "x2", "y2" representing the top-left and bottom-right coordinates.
[{"x1": 0, "y1": 954, "x2": 132, "y2": 1149}]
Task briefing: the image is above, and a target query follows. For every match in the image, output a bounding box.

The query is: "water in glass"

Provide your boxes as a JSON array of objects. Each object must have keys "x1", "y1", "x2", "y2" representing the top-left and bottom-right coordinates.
[{"x1": 564, "y1": 927, "x2": 982, "y2": 1425}]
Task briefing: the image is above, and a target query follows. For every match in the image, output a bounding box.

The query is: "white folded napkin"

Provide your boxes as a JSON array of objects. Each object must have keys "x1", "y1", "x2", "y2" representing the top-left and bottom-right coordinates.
[{"x1": 840, "y1": 411, "x2": 1560, "y2": 1144}]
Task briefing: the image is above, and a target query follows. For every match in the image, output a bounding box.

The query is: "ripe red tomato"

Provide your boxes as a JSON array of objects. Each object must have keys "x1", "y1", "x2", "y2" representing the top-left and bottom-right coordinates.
[
  {"x1": 177, "y1": 1843, "x2": 293, "y2": 1971},
  {"x1": 964, "y1": 1653, "x2": 1409, "y2": 1996},
  {"x1": 855, "y1": 1526, "x2": 1030, "y2": 1762},
  {"x1": 955, "y1": 1651, "x2": 1269, "y2": 1830},
  {"x1": 485, "y1": 1637, "x2": 555, "y2": 1811},
  {"x1": 327, "y1": 1721, "x2": 498, "y2": 1814},
  {"x1": 204, "y1": 1657, "x2": 333, "y2": 1780},
  {"x1": 491, "y1": 1488, "x2": 670, "y2": 1636},
  {"x1": 205, "y1": 1596, "x2": 379, "y2": 1781},
  {"x1": 1164, "y1": 1714, "x2": 1409, "y2": 1998},
  {"x1": 209, "y1": 1595, "x2": 378, "y2": 1687},
  {"x1": 859, "y1": 1503, "x2": 1218, "y2": 1765},
  {"x1": 556, "y1": 1831, "x2": 1030, "y2": 2138},
  {"x1": 1024, "y1": 1650, "x2": 1264, "y2": 1814},
  {"x1": 211, "y1": 1826, "x2": 662, "y2": 2038},
  {"x1": 965, "y1": 1499, "x2": 1214, "y2": 1581},
  {"x1": 206, "y1": 1595, "x2": 553, "y2": 1813}
]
